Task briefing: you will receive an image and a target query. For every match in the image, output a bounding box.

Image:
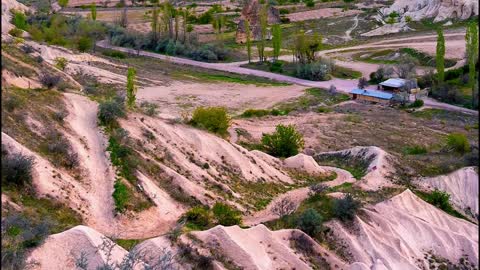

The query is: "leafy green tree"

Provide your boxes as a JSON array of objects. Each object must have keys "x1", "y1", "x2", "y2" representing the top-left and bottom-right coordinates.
[
  {"x1": 212, "y1": 203, "x2": 241, "y2": 226},
  {"x1": 245, "y1": 19, "x2": 252, "y2": 63},
  {"x1": 465, "y1": 22, "x2": 478, "y2": 106},
  {"x1": 436, "y1": 27, "x2": 445, "y2": 83},
  {"x1": 58, "y1": 0, "x2": 69, "y2": 8},
  {"x1": 90, "y1": 3, "x2": 97, "y2": 21},
  {"x1": 272, "y1": 24, "x2": 282, "y2": 61},
  {"x1": 262, "y1": 124, "x2": 304, "y2": 157},
  {"x1": 297, "y1": 208, "x2": 322, "y2": 236},
  {"x1": 126, "y1": 67, "x2": 137, "y2": 109}
]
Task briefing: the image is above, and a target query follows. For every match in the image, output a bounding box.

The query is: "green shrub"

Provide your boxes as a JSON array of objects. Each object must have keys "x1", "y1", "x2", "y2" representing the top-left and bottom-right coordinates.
[
  {"x1": 8, "y1": 28, "x2": 23, "y2": 37},
  {"x1": 295, "y1": 62, "x2": 331, "y2": 81},
  {"x1": 304, "y1": 0, "x2": 314, "y2": 7},
  {"x1": 212, "y1": 203, "x2": 241, "y2": 226},
  {"x1": 102, "y1": 50, "x2": 126, "y2": 59},
  {"x1": 297, "y1": 208, "x2": 322, "y2": 236},
  {"x1": 97, "y1": 99, "x2": 125, "y2": 126},
  {"x1": 77, "y1": 36, "x2": 92, "y2": 52},
  {"x1": 428, "y1": 189, "x2": 451, "y2": 211},
  {"x1": 262, "y1": 124, "x2": 304, "y2": 158},
  {"x1": 241, "y1": 109, "x2": 270, "y2": 118},
  {"x1": 107, "y1": 135, "x2": 136, "y2": 182},
  {"x1": 54, "y1": 57, "x2": 68, "y2": 71},
  {"x1": 269, "y1": 61, "x2": 284, "y2": 73},
  {"x1": 408, "y1": 99, "x2": 424, "y2": 108},
  {"x1": 2, "y1": 151, "x2": 35, "y2": 187},
  {"x1": 403, "y1": 145, "x2": 427, "y2": 155},
  {"x1": 11, "y1": 11, "x2": 27, "y2": 30},
  {"x1": 317, "y1": 106, "x2": 332, "y2": 113},
  {"x1": 2, "y1": 214, "x2": 51, "y2": 270},
  {"x1": 190, "y1": 107, "x2": 230, "y2": 135},
  {"x1": 185, "y1": 206, "x2": 211, "y2": 229},
  {"x1": 39, "y1": 74, "x2": 61, "y2": 89},
  {"x1": 445, "y1": 133, "x2": 470, "y2": 154},
  {"x1": 270, "y1": 109, "x2": 290, "y2": 116},
  {"x1": 332, "y1": 194, "x2": 360, "y2": 222},
  {"x1": 112, "y1": 181, "x2": 130, "y2": 212}
]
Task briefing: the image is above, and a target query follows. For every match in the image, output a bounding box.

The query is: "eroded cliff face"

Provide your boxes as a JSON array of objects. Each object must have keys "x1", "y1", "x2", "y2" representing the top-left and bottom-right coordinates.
[{"x1": 381, "y1": 0, "x2": 478, "y2": 22}]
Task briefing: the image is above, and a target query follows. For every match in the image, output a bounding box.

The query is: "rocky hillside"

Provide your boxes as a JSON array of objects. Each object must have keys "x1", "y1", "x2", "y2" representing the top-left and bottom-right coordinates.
[{"x1": 381, "y1": 0, "x2": 479, "y2": 22}]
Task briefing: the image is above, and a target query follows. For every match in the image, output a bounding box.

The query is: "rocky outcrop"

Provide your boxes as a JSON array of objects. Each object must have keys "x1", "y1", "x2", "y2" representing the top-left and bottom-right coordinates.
[
  {"x1": 27, "y1": 226, "x2": 129, "y2": 270},
  {"x1": 236, "y1": 0, "x2": 280, "y2": 43},
  {"x1": 328, "y1": 189, "x2": 479, "y2": 269},
  {"x1": 417, "y1": 167, "x2": 479, "y2": 221},
  {"x1": 381, "y1": 0, "x2": 479, "y2": 22}
]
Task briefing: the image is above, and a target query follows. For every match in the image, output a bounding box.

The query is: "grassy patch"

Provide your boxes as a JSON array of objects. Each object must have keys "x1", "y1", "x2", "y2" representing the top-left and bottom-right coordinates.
[
  {"x1": 331, "y1": 65, "x2": 362, "y2": 79},
  {"x1": 4, "y1": 188, "x2": 82, "y2": 233},
  {"x1": 414, "y1": 190, "x2": 470, "y2": 221},
  {"x1": 112, "y1": 180, "x2": 130, "y2": 212},
  {"x1": 275, "y1": 88, "x2": 350, "y2": 113},
  {"x1": 314, "y1": 152, "x2": 372, "y2": 180},
  {"x1": 114, "y1": 239, "x2": 141, "y2": 251},
  {"x1": 352, "y1": 48, "x2": 456, "y2": 68},
  {"x1": 228, "y1": 170, "x2": 336, "y2": 211},
  {"x1": 175, "y1": 71, "x2": 290, "y2": 87},
  {"x1": 403, "y1": 145, "x2": 427, "y2": 155}
]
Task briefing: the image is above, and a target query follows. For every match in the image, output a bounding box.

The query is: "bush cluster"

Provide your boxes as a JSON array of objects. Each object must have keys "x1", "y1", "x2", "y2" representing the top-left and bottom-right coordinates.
[
  {"x1": 97, "y1": 97, "x2": 126, "y2": 126},
  {"x1": 39, "y1": 73, "x2": 61, "y2": 89},
  {"x1": 190, "y1": 106, "x2": 230, "y2": 135},
  {"x1": 445, "y1": 133, "x2": 470, "y2": 154},
  {"x1": 261, "y1": 124, "x2": 304, "y2": 158},
  {"x1": 2, "y1": 214, "x2": 51, "y2": 270},
  {"x1": 108, "y1": 27, "x2": 230, "y2": 62},
  {"x1": 297, "y1": 208, "x2": 322, "y2": 236},
  {"x1": 184, "y1": 202, "x2": 241, "y2": 229},
  {"x1": 332, "y1": 194, "x2": 360, "y2": 222},
  {"x1": 41, "y1": 131, "x2": 78, "y2": 169},
  {"x1": 1, "y1": 150, "x2": 35, "y2": 187},
  {"x1": 295, "y1": 61, "x2": 332, "y2": 81}
]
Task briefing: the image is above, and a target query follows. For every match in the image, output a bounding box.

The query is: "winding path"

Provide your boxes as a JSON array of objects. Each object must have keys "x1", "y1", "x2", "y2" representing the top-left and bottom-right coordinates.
[{"x1": 97, "y1": 33, "x2": 477, "y2": 115}]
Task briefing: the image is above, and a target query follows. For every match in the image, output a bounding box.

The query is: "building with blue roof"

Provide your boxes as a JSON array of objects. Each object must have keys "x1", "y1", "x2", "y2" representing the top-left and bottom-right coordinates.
[{"x1": 349, "y1": 88, "x2": 393, "y2": 104}]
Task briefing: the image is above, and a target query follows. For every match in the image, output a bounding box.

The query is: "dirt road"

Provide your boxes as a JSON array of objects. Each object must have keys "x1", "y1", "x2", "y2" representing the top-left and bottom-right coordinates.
[{"x1": 97, "y1": 34, "x2": 477, "y2": 115}]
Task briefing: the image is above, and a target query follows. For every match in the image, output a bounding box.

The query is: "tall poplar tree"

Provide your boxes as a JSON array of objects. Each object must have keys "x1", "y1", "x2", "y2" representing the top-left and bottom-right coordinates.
[
  {"x1": 257, "y1": 4, "x2": 268, "y2": 62},
  {"x1": 245, "y1": 19, "x2": 252, "y2": 63},
  {"x1": 151, "y1": 4, "x2": 159, "y2": 42},
  {"x1": 436, "y1": 27, "x2": 445, "y2": 83},
  {"x1": 126, "y1": 67, "x2": 137, "y2": 109},
  {"x1": 466, "y1": 22, "x2": 478, "y2": 107},
  {"x1": 91, "y1": 3, "x2": 97, "y2": 21},
  {"x1": 272, "y1": 24, "x2": 281, "y2": 61}
]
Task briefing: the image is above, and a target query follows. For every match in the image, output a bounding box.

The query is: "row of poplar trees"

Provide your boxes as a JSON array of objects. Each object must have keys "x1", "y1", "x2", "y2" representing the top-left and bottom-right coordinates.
[
  {"x1": 436, "y1": 22, "x2": 478, "y2": 106},
  {"x1": 244, "y1": 4, "x2": 282, "y2": 63}
]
